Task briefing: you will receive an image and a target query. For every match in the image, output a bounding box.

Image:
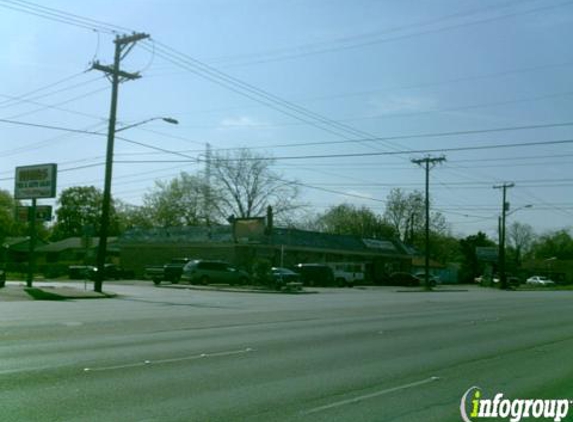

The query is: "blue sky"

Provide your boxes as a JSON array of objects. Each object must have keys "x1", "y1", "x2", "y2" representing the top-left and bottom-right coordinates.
[{"x1": 0, "y1": 0, "x2": 572, "y2": 238}]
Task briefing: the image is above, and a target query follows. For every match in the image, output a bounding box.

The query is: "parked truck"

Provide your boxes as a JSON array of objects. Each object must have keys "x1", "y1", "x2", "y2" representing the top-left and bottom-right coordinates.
[{"x1": 144, "y1": 258, "x2": 191, "y2": 285}]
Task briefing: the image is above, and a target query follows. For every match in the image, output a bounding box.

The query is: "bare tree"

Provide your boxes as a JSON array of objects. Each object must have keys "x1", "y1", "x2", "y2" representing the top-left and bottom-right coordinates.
[
  {"x1": 383, "y1": 188, "x2": 424, "y2": 241},
  {"x1": 507, "y1": 221, "x2": 535, "y2": 265},
  {"x1": 210, "y1": 148, "x2": 301, "y2": 221}
]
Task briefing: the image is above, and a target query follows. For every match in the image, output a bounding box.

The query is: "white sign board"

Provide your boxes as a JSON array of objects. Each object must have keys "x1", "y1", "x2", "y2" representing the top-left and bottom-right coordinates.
[{"x1": 14, "y1": 163, "x2": 57, "y2": 199}]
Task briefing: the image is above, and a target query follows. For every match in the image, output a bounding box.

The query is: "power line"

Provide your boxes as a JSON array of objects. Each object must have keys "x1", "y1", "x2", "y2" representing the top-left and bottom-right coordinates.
[
  {"x1": 198, "y1": 0, "x2": 573, "y2": 67},
  {"x1": 3, "y1": 117, "x2": 573, "y2": 162},
  {"x1": 150, "y1": 89, "x2": 573, "y2": 130},
  {"x1": 102, "y1": 121, "x2": 573, "y2": 155},
  {"x1": 144, "y1": 42, "x2": 392, "y2": 153},
  {"x1": 2, "y1": 85, "x2": 110, "y2": 121},
  {"x1": 192, "y1": 138, "x2": 573, "y2": 162},
  {"x1": 0, "y1": 71, "x2": 95, "y2": 108},
  {"x1": 0, "y1": 0, "x2": 125, "y2": 33}
]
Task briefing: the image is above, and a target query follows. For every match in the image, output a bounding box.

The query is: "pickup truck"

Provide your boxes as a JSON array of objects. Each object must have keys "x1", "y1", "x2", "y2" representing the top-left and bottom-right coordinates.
[{"x1": 144, "y1": 258, "x2": 191, "y2": 285}]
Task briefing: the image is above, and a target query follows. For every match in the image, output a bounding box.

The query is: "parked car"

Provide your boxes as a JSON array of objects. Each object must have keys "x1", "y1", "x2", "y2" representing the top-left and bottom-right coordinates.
[
  {"x1": 68, "y1": 265, "x2": 96, "y2": 280},
  {"x1": 327, "y1": 262, "x2": 364, "y2": 287},
  {"x1": 88, "y1": 264, "x2": 135, "y2": 281},
  {"x1": 144, "y1": 258, "x2": 192, "y2": 285},
  {"x1": 181, "y1": 260, "x2": 250, "y2": 285},
  {"x1": 414, "y1": 272, "x2": 440, "y2": 286},
  {"x1": 526, "y1": 275, "x2": 555, "y2": 286},
  {"x1": 293, "y1": 264, "x2": 335, "y2": 287},
  {"x1": 491, "y1": 274, "x2": 522, "y2": 287},
  {"x1": 270, "y1": 267, "x2": 301, "y2": 289},
  {"x1": 385, "y1": 272, "x2": 422, "y2": 287}
]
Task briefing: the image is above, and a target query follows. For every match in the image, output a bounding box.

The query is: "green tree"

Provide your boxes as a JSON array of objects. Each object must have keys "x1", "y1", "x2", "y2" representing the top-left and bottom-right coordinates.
[
  {"x1": 458, "y1": 231, "x2": 496, "y2": 283},
  {"x1": 315, "y1": 203, "x2": 395, "y2": 238},
  {"x1": 529, "y1": 229, "x2": 573, "y2": 260},
  {"x1": 142, "y1": 172, "x2": 206, "y2": 227},
  {"x1": 115, "y1": 201, "x2": 153, "y2": 231},
  {"x1": 0, "y1": 189, "x2": 25, "y2": 241},
  {"x1": 52, "y1": 186, "x2": 120, "y2": 240}
]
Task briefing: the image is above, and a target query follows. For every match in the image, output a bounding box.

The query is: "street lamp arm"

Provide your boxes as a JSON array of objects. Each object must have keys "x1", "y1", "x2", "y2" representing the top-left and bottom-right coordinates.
[
  {"x1": 115, "y1": 116, "x2": 178, "y2": 133},
  {"x1": 506, "y1": 204, "x2": 533, "y2": 217}
]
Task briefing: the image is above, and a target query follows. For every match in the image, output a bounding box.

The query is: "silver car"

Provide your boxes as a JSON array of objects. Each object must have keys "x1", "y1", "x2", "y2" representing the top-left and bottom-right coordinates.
[
  {"x1": 181, "y1": 260, "x2": 250, "y2": 285},
  {"x1": 526, "y1": 276, "x2": 555, "y2": 286}
]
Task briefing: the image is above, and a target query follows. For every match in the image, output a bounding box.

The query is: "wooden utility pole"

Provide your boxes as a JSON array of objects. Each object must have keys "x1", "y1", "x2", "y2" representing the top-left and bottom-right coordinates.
[
  {"x1": 92, "y1": 32, "x2": 149, "y2": 293},
  {"x1": 411, "y1": 155, "x2": 446, "y2": 290},
  {"x1": 493, "y1": 182, "x2": 514, "y2": 290}
]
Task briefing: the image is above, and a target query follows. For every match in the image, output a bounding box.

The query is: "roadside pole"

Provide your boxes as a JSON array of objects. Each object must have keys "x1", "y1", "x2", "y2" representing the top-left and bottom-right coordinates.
[{"x1": 26, "y1": 198, "x2": 37, "y2": 288}]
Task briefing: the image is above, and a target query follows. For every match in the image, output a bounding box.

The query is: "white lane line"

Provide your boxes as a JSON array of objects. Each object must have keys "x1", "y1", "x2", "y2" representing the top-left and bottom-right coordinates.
[
  {"x1": 304, "y1": 376, "x2": 440, "y2": 415},
  {"x1": 83, "y1": 347, "x2": 255, "y2": 373}
]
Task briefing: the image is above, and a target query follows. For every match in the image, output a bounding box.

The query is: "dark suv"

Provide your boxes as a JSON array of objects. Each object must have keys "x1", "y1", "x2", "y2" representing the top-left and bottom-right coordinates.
[
  {"x1": 181, "y1": 260, "x2": 250, "y2": 285},
  {"x1": 293, "y1": 264, "x2": 335, "y2": 287}
]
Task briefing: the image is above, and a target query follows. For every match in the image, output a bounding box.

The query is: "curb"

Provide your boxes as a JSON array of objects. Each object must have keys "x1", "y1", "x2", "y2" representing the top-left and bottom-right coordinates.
[
  {"x1": 24, "y1": 287, "x2": 116, "y2": 301},
  {"x1": 157, "y1": 284, "x2": 317, "y2": 295}
]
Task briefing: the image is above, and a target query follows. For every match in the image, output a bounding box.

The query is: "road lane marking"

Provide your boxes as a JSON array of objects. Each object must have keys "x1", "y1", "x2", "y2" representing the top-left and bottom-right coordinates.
[
  {"x1": 304, "y1": 376, "x2": 440, "y2": 415},
  {"x1": 83, "y1": 347, "x2": 255, "y2": 373}
]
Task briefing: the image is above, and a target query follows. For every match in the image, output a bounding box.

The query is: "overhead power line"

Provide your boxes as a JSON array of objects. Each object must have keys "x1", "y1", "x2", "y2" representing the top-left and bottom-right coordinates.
[
  {"x1": 196, "y1": 0, "x2": 572, "y2": 67},
  {"x1": 0, "y1": 0, "x2": 128, "y2": 34},
  {"x1": 193, "y1": 138, "x2": 573, "y2": 162},
  {"x1": 3, "y1": 116, "x2": 573, "y2": 161}
]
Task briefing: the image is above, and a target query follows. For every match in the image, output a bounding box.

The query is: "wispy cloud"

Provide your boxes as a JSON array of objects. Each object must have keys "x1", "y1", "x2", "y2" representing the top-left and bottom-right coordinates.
[
  {"x1": 368, "y1": 95, "x2": 438, "y2": 115},
  {"x1": 218, "y1": 116, "x2": 266, "y2": 129}
]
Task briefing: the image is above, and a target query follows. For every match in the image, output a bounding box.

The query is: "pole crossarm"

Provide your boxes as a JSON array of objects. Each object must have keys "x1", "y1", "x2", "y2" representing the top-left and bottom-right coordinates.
[
  {"x1": 91, "y1": 62, "x2": 141, "y2": 81},
  {"x1": 411, "y1": 155, "x2": 447, "y2": 168},
  {"x1": 115, "y1": 32, "x2": 150, "y2": 46}
]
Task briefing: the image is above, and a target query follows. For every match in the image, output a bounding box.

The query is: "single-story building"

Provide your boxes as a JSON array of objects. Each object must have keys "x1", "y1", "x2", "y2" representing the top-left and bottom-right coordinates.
[
  {"x1": 35, "y1": 237, "x2": 119, "y2": 265},
  {"x1": 2, "y1": 236, "x2": 49, "y2": 264},
  {"x1": 119, "y1": 225, "x2": 415, "y2": 283}
]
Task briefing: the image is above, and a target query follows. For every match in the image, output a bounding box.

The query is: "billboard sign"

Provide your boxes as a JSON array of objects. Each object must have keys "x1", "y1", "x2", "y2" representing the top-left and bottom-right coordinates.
[
  {"x1": 233, "y1": 217, "x2": 266, "y2": 243},
  {"x1": 16, "y1": 206, "x2": 53, "y2": 222},
  {"x1": 14, "y1": 163, "x2": 57, "y2": 199},
  {"x1": 476, "y1": 247, "x2": 498, "y2": 262}
]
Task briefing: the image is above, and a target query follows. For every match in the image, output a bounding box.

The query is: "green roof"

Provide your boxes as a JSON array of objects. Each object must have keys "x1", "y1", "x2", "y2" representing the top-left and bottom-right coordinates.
[{"x1": 120, "y1": 226, "x2": 413, "y2": 257}]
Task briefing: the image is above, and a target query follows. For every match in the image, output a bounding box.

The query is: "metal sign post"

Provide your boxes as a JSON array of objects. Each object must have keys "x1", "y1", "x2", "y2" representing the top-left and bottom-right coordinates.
[
  {"x1": 14, "y1": 163, "x2": 57, "y2": 288},
  {"x1": 27, "y1": 199, "x2": 37, "y2": 288}
]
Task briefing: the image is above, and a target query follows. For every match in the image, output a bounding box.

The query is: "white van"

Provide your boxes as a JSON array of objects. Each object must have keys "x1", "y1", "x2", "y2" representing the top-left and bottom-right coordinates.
[{"x1": 327, "y1": 262, "x2": 365, "y2": 287}]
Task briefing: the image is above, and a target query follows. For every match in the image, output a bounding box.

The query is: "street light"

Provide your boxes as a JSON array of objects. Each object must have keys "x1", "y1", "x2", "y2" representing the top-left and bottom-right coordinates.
[
  {"x1": 94, "y1": 116, "x2": 179, "y2": 293},
  {"x1": 116, "y1": 116, "x2": 179, "y2": 133},
  {"x1": 507, "y1": 204, "x2": 533, "y2": 217}
]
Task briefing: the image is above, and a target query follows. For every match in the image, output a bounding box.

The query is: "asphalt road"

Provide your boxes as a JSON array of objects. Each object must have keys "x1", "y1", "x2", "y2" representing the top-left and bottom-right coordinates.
[{"x1": 1, "y1": 282, "x2": 572, "y2": 422}]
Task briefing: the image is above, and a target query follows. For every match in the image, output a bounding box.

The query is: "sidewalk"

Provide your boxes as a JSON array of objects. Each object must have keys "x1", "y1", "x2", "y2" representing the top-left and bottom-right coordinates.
[{"x1": 0, "y1": 282, "x2": 115, "y2": 301}]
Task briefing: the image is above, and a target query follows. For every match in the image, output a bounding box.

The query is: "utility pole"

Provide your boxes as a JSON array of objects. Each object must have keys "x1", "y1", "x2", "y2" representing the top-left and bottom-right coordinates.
[
  {"x1": 204, "y1": 142, "x2": 212, "y2": 237},
  {"x1": 92, "y1": 32, "x2": 149, "y2": 293},
  {"x1": 493, "y1": 182, "x2": 514, "y2": 290},
  {"x1": 412, "y1": 155, "x2": 446, "y2": 290}
]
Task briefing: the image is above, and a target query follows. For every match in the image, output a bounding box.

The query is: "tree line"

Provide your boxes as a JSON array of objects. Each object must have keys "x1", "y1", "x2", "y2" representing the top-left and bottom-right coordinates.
[{"x1": 0, "y1": 148, "x2": 571, "y2": 282}]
